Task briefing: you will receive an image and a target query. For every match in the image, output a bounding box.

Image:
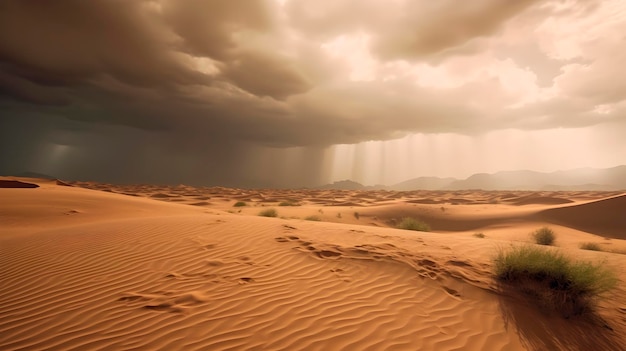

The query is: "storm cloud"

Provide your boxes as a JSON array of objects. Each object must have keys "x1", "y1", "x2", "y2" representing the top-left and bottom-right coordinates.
[{"x1": 1, "y1": 0, "x2": 625, "y2": 187}]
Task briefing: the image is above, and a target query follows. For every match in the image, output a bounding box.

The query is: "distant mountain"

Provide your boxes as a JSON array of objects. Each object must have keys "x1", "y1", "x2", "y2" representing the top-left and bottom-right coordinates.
[
  {"x1": 390, "y1": 177, "x2": 456, "y2": 191},
  {"x1": 394, "y1": 166, "x2": 626, "y2": 191},
  {"x1": 446, "y1": 170, "x2": 546, "y2": 190}
]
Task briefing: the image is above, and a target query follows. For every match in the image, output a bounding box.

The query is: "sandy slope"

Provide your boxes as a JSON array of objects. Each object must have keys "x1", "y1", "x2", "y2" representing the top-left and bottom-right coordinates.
[{"x1": 1, "y1": 178, "x2": 625, "y2": 350}]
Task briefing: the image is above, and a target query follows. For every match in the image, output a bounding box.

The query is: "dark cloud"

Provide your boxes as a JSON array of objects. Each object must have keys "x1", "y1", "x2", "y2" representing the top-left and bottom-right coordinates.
[
  {"x1": 0, "y1": 69, "x2": 70, "y2": 105},
  {"x1": 163, "y1": 0, "x2": 277, "y2": 59},
  {"x1": 220, "y1": 51, "x2": 312, "y2": 99},
  {"x1": 0, "y1": 0, "x2": 207, "y2": 88},
  {"x1": 1, "y1": 0, "x2": 624, "y2": 186}
]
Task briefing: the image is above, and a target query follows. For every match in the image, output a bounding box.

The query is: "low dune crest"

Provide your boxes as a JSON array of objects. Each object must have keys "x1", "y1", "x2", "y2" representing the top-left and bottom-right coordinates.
[{"x1": 1, "y1": 177, "x2": 625, "y2": 350}]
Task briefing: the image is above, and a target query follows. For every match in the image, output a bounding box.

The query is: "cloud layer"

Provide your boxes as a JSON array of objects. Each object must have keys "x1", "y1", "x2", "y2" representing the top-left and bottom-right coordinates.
[{"x1": 1, "y1": 0, "x2": 625, "y2": 186}]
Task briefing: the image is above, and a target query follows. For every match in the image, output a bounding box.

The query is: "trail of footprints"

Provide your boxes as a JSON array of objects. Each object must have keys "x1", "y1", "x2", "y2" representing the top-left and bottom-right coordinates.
[
  {"x1": 118, "y1": 291, "x2": 210, "y2": 314},
  {"x1": 118, "y1": 229, "x2": 260, "y2": 314},
  {"x1": 274, "y1": 225, "x2": 487, "y2": 300},
  {"x1": 119, "y1": 222, "x2": 483, "y2": 313}
]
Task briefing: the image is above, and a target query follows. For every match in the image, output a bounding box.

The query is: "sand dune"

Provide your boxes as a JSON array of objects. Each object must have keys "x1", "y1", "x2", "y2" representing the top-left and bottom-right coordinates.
[
  {"x1": 537, "y1": 194, "x2": 626, "y2": 240},
  {"x1": 1, "y1": 178, "x2": 625, "y2": 350}
]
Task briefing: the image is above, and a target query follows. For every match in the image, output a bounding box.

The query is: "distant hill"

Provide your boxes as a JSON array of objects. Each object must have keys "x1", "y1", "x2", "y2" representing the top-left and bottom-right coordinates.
[
  {"x1": 444, "y1": 166, "x2": 626, "y2": 190},
  {"x1": 405, "y1": 166, "x2": 626, "y2": 190},
  {"x1": 390, "y1": 176, "x2": 456, "y2": 191},
  {"x1": 320, "y1": 165, "x2": 626, "y2": 191}
]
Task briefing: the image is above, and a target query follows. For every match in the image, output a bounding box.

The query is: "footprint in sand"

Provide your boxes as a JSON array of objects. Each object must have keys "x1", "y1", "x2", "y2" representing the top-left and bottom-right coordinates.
[
  {"x1": 237, "y1": 277, "x2": 255, "y2": 284},
  {"x1": 330, "y1": 268, "x2": 352, "y2": 282},
  {"x1": 274, "y1": 235, "x2": 300, "y2": 243},
  {"x1": 206, "y1": 259, "x2": 225, "y2": 267},
  {"x1": 236, "y1": 256, "x2": 257, "y2": 265},
  {"x1": 316, "y1": 250, "x2": 342, "y2": 259},
  {"x1": 276, "y1": 236, "x2": 346, "y2": 261},
  {"x1": 118, "y1": 291, "x2": 210, "y2": 314},
  {"x1": 443, "y1": 286, "x2": 462, "y2": 299},
  {"x1": 144, "y1": 303, "x2": 183, "y2": 313}
]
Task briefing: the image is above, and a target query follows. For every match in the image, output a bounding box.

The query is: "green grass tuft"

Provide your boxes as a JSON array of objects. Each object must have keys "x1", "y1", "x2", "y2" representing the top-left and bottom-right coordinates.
[
  {"x1": 304, "y1": 215, "x2": 321, "y2": 221},
  {"x1": 579, "y1": 242, "x2": 602, "y2": 251},
  {"x1": 233, "y1": 201, "x2": 247, "y2": 207},
  {"x1": 494, "y1": 245, "x2": 618, "y2": 316},
  {"x1": 532, "y1": 227, "x2": 556, "y2": 245},
  {"x1": 279, "y1": 200, "x2": 300, "y2": 206},
  {"x1": 396, "y1": 217, "x2": 431, "y2": 232},
  {"x1": 258, "y1": 208, "x2": 278, "y2": 217}
]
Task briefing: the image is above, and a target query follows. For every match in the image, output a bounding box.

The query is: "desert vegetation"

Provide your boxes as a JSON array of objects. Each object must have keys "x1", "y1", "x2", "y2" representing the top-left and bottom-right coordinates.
[
  {"x1": 258, "y1": 208, "x2": 278, "y2": 217},
  {"x1": 396, "y1": 217, "x2": 431, "y2": 232},
  {"x1": 532, "y1": 227, "x2": 556, "y2": 245},
  {"x1": 579, "y1": 242, "x2": 603, "y2": 251},
  {"x1": 279, "y1": 200, "x2": 300, "y2": 206},
  {"x1": 494, "y1": 245, "x2": 618, "y2": 316},
  {"x1": 233, "y1": 201, "x2": 247, "y2": 207}
]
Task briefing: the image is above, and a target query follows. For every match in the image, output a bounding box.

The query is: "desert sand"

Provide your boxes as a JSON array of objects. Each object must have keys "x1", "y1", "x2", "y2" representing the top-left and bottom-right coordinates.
[{"x1": 1, "y1": 177, "x2": 625, "y2": 350}]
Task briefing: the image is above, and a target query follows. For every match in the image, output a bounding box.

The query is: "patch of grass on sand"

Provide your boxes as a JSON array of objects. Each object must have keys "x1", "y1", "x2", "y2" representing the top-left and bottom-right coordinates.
[
  {"x1": 304, "y1": 215, "x2": 321, "y2": 221},
  {"x1": 494, "y1": 245, "x2": 618, "y2": 316},
  {"x1": 532, "y1": 227, "x2": 556, "y2": 245},
  {"x1": 473, "y1": 233, "x2": 486, "y2": 238},
  {"x1": 233, "y1": 201, "x2": 247, "y2": 207},
  {"x1": 396, "y1": 217, "x2": 431, "y2": 232},
  {"x1": 579, "y1": 242, "x2": 603, "y2": 251},
  {"x1": 259, "y1": 208, "x2": 278, "y2": 217},
  {"x1": 279, "y1": 200, "x2": 300, "y2": 206}
]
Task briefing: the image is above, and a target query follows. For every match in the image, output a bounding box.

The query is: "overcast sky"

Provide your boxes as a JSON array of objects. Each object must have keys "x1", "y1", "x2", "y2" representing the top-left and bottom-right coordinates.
[{"x1": 1, "y1": 0, "x2": 625, "y2": 187}]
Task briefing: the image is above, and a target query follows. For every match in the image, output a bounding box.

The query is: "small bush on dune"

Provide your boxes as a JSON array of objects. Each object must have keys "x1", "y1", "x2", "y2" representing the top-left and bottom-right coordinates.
[
  {"x1": 259, "y1": 208, "x2": 278, "y2": 217},
  {"x1": 579, "y1": 242, "x2": 602, "y2": 251},
  {"x1": 494, "y1": 245, "x2": 618, "y2": 316},
  {"x1": 473, "y1": 233, "x2": 486, "y2": 238},
  {"x1": 279, "y1": 200, "x2": 300, "y2": 206},
  {"x1": 533, "y1": 227, "x2": 556, "y2": 245},
  {"x1": 305, "y1": 215, "x2": 321, "y2": 221},
  {"x1": 233, "y1": 201, "x2": 247, "y2": 207},
  {"x1": 397, "y1": 217, "x2": 431, "y2": 232}
]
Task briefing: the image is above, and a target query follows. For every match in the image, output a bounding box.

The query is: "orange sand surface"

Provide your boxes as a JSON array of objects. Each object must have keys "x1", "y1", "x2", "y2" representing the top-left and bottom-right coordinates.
[{"x1": 1, "y1": 177, "x2": 625, "y2": 350}]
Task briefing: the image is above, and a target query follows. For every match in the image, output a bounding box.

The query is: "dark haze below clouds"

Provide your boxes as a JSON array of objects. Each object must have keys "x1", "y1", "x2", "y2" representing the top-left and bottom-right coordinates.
[{"x1": 1, "y1": 0, "x2": 625, "y2": 187}]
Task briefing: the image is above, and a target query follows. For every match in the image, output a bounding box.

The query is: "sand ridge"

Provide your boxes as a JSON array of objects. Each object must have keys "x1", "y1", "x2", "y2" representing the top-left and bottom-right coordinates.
[{"x1": 1, "y1": 177, "x2": 625, "y2": 350}]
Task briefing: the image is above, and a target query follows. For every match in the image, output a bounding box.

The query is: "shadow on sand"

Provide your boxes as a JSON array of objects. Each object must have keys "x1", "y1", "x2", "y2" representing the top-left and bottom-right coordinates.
[{"x1": 496, "y1": 284, "x2": 624, "y2": 351}]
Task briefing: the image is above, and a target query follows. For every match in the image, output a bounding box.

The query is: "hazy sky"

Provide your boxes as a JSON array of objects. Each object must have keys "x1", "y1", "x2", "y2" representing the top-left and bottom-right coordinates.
[{"x1": 1, "y1": 0, "x2": 625, "y2": 187}]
